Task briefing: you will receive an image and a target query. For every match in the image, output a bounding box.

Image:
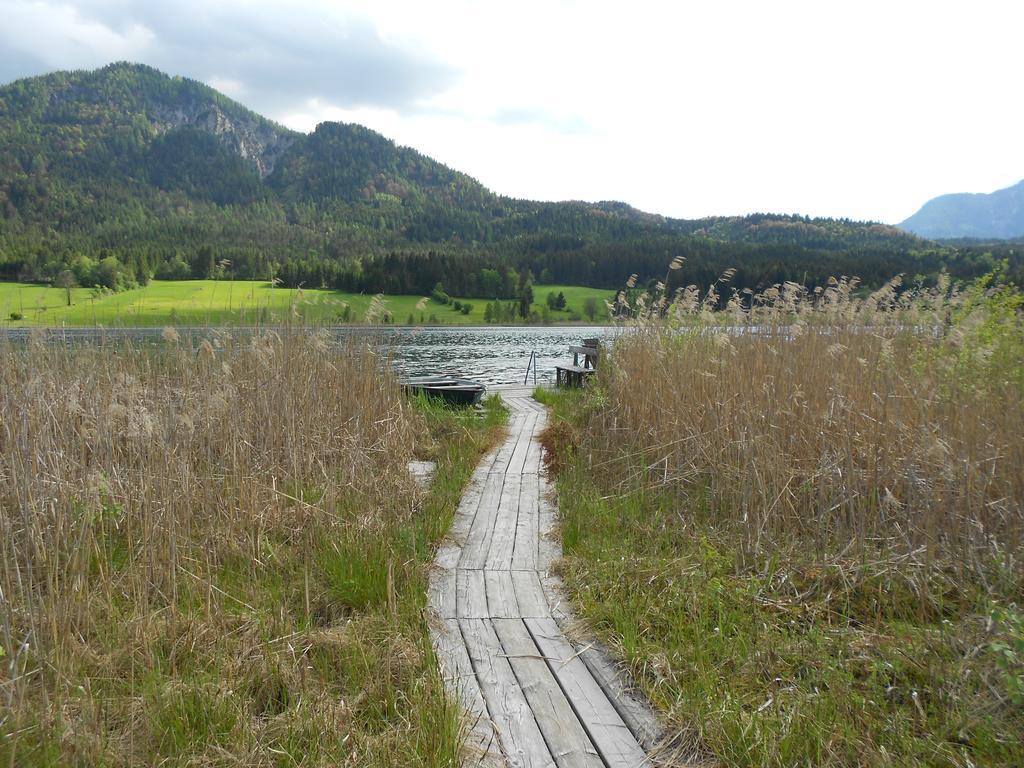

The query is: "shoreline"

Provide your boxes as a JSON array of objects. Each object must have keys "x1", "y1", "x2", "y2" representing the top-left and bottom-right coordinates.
[{"x1": 0, "y1": 322, "x2": 620, "y2": 333}]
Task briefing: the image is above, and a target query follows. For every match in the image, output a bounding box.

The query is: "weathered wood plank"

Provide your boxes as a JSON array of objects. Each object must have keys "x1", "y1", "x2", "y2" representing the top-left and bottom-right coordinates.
[
  {"x1": 432, "y1": 391, "x2": 655, "y2": 768},
  {"x1": 523, "y1": 420, "x2": 545, "y2": 474},
  {"x1": 506, "y1": 412, "x2": 538, "y2": 476},
  {"x1": 449, "y1": 461, "x2": 493, "y2": 541},
  {"x1": 451, "y1": 465, "x2": 497, "y2": 552},
  {"x1": 568, "y1": 344, "x2": 598, "y2": 353},
  {"x1": 457, "y1": 569, "x2": 489, "y2": 619},
  {"x1": 572, "y1": 640, "x2": 664, "y2": 754},
  {"x1": 491, "y1": 619, "x2": 603, "y2": 768},
  {"x1": 435, "y1": 540, "x2": 462, "y2": 571},
  {"x1": 539, "y1": 570, "x2": 572, "y2": 625},
  {"x1": 512, "y1": 570, "x2": 548, "y2": 618},
  {"x1": 429, "y1": 565, "x2": 456, "y2": 619},
  {"x1": 484, "y1": 474, "x2": 522, "y2": 570},
  {"x1": 489, "y1": 414, "x2": 527, "y2": 473},
  {"x1": 526, "y1": 617, "x2": 650, "y2": 767},
  {"x1": 485, "y1": 570, "x2": 519, "y2": 618},
  {"x1": 516, "y1": 397, "x2": 546, "y2": 414},
  {"x1": 509, "y1": 573, "x2": 548, "y2": 618},
  {"x1": 432, "y1": 619, "x2": 502, "y2": 764},
  {"x1": 460, "y1": 473, "x2": 507, "y2": 569},
  {"x1": 461, "y1": 618, "x2": 555, "y2": 768},
  {"x1": 506, "y1": 397, "x2": 539, "y2": 413},
  {"x1": 511, "y1": 473, "x2": 539, "y2": 570}
]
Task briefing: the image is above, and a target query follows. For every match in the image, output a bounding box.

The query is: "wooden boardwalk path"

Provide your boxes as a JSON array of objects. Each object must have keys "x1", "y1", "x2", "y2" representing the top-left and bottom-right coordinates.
[{"x1": 429, "y1": 387, "x2": 663, "y2": 767}]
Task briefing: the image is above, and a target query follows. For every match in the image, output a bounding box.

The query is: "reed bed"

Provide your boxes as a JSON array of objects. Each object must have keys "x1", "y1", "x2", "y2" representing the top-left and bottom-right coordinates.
[
  {"x1": 0, "y1": 329, "x2": 485, "y2": 766},
  {"x1": 542, "y1": 272, "x2": 1024, "y2": 766},
  {"x1": 609, "y1": 277, "x2": 1023, "y2": 579}
]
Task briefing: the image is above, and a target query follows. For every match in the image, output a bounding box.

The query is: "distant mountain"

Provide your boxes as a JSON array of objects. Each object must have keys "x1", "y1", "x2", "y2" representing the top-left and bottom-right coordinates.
[
  {"x1": 1, "y1": 62, "x2": 1013, "y2": 296},
  {"x1": 0, "y1": 62, "x2": 494, "y2": 214},
  {"x1": 899, "y1": 180, "x2": 1024, "y2": 239}
]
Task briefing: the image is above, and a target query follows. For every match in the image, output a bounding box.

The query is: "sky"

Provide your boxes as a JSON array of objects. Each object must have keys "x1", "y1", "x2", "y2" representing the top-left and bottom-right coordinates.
[{"x1": 0, "y1": 0, "x2": 1021, "y2": 223}]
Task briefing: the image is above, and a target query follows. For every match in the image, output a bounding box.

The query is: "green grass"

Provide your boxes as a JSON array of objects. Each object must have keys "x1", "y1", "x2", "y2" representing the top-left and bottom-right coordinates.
[
  {"x1": 0, "y1": 280, "x2": 613, "y2": 327},
  {"x1": 536, "y1": 387, "x2": 1024, "y2": 768},
  {"x1": 0, "y1": 388, "x2": 507, "y2": 768}
]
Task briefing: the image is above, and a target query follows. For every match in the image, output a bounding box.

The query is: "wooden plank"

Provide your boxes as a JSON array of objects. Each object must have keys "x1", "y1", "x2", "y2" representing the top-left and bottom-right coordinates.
[
  {"x1": 516, "y1": 397, "x2": 545, "y2": 414},
  {"x1": 511, "y1": 473, "x2": 539, "y2": 570},
  {"x1": 460, "y1": 618, "x2": 555, "y2": 768},
  {"x1": 432, "y1": 388, "x2": 658, "y2": 768},
  {"x1": 457, "y1": 569, "x2": 488, "y2": 619},
  {"x1": 491, "y1": 619, "x2": 603, "y2": 768},
  {"x1": 450, "y1": 462, "x2": 492, "y2": 540},
  {"x1": 435, "y1": 539, "x2": 462, "y2": 570},
  {"x1": 489, "y1": 414, "x2": 526, "y2": 473},
  {"x1": 432, "y1": 619, "x2": 502, "y2": 764},
  {"x1": 540, "y1": 570, "x2": 572, "y2": 624},
  {"x1": 507, "y1": 412, "x2": 538, "y2": 476},
  {"x1": 572, "y1": 639, "x2": 664, "y2": 754},
  {"x1": 512, "y1": 570, "x2": 548, "y2": 618},
  {"x1": 568, "y1": 345, "x2": 599, "y2": 359},
  {"x1": 493, "y1": 386, "x2": 543, "y2": 398},
  {"x1": 485, "y1": 570, "x2": 519, "y2": 618},
  {"x1": 460, "y1": 472, "x2": 507, "y2": 569},
  {"x1": 510, "y1": 397, "x2": 541, "y2": 413},
  {"x1": 525, "y1": 618, "x2": 649, "y2": 767},
  {"x1": 485, "y1": 474, "x2": 522, "y2": 570},
  {"x1": 429, "y1": 565, "x2": 456, "y2": 619},
  {"x1": 523, "y1": 417, "x2": 545, "y2": 474}
]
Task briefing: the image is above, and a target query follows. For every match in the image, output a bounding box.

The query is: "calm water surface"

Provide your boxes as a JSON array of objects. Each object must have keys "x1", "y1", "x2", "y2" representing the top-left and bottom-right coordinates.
[
  {"x1": 2, "y1": 325, "x2": 620, "y2": 386},
  {"x1": 378, "y1": 326, "x2": 620, "y2": 384}
]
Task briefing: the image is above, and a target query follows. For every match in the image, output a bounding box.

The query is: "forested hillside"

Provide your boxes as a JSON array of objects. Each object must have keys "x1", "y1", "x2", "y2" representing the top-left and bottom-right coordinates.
[
  {"x1": 1, "y1": 63, "x2": 1020, "y2": 297},
  {"x1": 900, "y1": 180, "x2": 1024, "y2": 239}
]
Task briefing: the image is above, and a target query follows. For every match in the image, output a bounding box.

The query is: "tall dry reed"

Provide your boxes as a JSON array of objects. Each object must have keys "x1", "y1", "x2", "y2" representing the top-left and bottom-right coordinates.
[
  {"x1": 0, "y1": 329, "x2": 428, "y2": 764},
  {"x1": 591, "y1": 274, "x2": 1023, "y2": 592}
]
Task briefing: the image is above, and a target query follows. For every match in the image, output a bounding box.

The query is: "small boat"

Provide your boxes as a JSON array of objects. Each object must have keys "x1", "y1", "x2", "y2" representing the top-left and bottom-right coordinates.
[{"x1": 402, "y1": 375, "x2": 487, "y2": 406}]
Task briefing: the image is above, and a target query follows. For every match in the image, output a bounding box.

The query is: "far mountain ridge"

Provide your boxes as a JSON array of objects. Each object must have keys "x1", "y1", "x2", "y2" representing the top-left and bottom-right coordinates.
[
  {"x1": 899, "y1": 180, "x2": 1024, "y2": 240},
  {"x1": 2, "y1": 62, "x2": 1018, "y2": 295},
  {"x1": 0, "y1": 62, "x2": 909, "y2": 244}
]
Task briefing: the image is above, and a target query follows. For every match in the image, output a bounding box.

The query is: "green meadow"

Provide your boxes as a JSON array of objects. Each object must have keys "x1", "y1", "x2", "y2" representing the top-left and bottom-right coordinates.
[{"x1": 0, "y1": 280, "x2": 612, "y2": 327}]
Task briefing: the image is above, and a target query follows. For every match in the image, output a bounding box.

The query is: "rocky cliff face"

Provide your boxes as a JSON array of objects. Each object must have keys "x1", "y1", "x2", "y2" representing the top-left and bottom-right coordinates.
[
  {"x1": 147, "y1": 102, "x2": 294, "y2": 178},
  {"x1": 34, "y1": 64, "x2": 296, "y2": 179}
]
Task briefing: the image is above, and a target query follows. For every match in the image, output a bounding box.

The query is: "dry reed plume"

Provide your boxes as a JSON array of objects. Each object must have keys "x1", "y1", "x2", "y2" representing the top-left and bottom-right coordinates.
[
  {"x1": 549, "y1": 270, "x2": 1024, "y2": 764},
  {"x1": 596, "y1": 274, "x2": 1023, "y2": 587},
  {"x1": 0, "y1": 330, "x2": 449, "y2": 766}
]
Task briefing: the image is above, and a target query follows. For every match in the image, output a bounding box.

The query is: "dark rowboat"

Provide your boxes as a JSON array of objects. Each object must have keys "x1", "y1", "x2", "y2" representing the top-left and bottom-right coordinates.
[{"x1": 402, "y1": 376, "x2": 487, "y2": 406}]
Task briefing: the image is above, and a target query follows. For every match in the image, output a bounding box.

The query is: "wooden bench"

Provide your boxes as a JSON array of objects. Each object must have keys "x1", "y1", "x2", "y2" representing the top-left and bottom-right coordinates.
[{"x1": 555, "y1": 338, "x2": 599, "y2": 388}]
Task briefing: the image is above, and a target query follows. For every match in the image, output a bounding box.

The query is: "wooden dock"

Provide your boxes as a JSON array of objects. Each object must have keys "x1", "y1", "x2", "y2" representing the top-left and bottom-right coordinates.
[{"x1": 429, "y1": 387, "x2": 663, "y2": 767}]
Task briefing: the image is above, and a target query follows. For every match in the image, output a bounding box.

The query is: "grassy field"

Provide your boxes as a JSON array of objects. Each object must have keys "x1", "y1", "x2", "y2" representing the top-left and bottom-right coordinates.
[
  {"x1": 0, "y1": 280, "x2": 613, "y2": 327},
  {"x1": 0, "y1": 332, "x2": 507, "y2": 766},
  {"x1": 536, "y1": 275, "x2": 1024, "y2": 767}
]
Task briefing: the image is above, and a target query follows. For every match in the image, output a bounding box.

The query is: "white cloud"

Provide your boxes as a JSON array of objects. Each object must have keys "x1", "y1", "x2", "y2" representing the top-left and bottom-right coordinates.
[
  {"x1": 1, "y1": 0, "x2": 1022, "y2": 222},
  {"x1": 0, "y1": 1, "x2": 153, "y2": 69},
  {"x1": 206, "y1": 77, "x2": 246, "y2": 99}
]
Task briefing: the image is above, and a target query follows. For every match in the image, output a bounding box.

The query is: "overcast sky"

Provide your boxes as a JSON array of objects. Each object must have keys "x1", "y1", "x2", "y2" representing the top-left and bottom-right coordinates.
[{"x1": 1, "y1": 0, "x2": 1021, "y2": 223}]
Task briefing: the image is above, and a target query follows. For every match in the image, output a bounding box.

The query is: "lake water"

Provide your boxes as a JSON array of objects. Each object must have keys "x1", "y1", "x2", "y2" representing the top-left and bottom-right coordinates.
[
  {"x1": 378, "y1": 325, "x2": 620, "y2": 384},
  {"x1": 1, "y1": 325, "x2": 620, "y2": 385}
]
